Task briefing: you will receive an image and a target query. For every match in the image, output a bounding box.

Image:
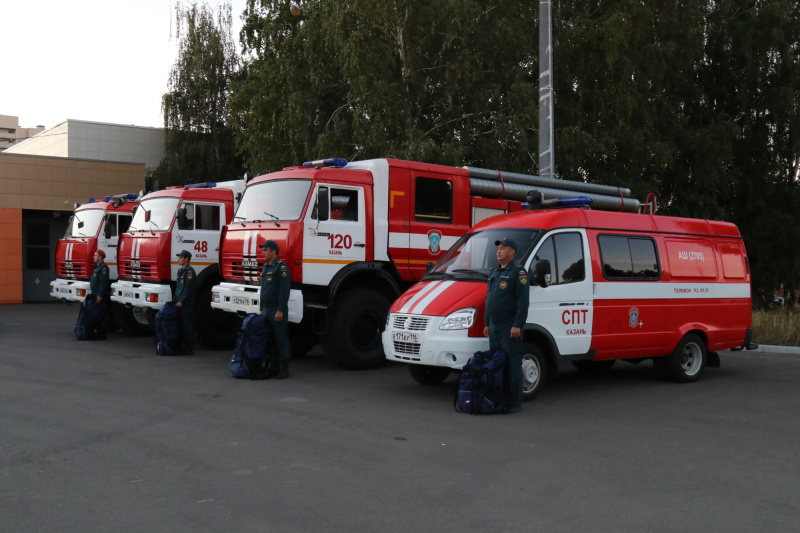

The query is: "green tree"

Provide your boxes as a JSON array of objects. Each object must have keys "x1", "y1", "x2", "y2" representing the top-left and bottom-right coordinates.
[
  {"x1": 231, "y1": 0, "x2": 539, "y2": 174},
  {"x1": 156, "y1": 1, "x2": 244, "y2": 187}
]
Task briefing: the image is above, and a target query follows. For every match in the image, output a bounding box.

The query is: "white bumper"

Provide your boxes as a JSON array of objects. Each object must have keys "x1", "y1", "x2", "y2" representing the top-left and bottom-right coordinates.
[
  {"x1": 110, "y1": 280, "x2": 172, "y2": 310},
  {"x1": 382, "y1": 312, "x2": 489, "y2": 369},
  {"x1": 211, "y1": 281, "x2": 303, "y2": 323},
  {"x1": 50, "y1": 279, "x2": 90, "y2": 302}
]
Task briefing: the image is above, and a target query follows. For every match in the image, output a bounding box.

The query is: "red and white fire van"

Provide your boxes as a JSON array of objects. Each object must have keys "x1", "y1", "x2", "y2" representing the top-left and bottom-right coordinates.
[{"x1": 382, "y1": 197, "x2": 756, "y2": 399}]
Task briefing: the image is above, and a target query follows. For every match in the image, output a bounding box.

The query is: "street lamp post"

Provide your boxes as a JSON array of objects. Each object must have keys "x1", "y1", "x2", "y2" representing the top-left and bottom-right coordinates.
[{"x1": 539, "y1": 0, "x2": 555, "y2": 179}]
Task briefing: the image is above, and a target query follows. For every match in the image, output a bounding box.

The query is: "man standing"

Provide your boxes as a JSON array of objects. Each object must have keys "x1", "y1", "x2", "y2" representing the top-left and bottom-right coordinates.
[
  {"x1": 89, "y1": 249, "x2": 110, "y2": 339},
  {"x1": 259, "y1": 239, "x2": 291, "y2": 379},
  {"x1": 174, "y1": 250, "x2": 197, "y2": 354},
  {"x1": 483, "y1": 237, "x2": 530, "y2": 413}
]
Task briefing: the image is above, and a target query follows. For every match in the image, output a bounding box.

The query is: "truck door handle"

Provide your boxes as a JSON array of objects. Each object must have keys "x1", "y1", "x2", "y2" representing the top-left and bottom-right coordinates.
[{"x1": 354, "y1": 243, "x2": 366, "y2": 248}]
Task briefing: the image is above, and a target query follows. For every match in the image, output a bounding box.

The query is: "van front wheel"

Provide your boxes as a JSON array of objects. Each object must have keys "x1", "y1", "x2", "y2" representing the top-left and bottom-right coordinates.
[
  {"x1": 664, "y1": 333, "x2": 706, "y2": 383},
  {"x1": 521, "y1": 344, "x2": 547, "y2": 401}
]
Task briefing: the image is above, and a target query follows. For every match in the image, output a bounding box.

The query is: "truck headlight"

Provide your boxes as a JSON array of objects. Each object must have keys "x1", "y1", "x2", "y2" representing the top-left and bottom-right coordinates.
[{"x1": 439, "y1": 308, "x2": 476, "y2": 330}]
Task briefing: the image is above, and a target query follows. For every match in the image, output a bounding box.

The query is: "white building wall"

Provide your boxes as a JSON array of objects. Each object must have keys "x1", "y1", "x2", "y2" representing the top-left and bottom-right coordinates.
[{"x1": 5, "y1": 119, "x2": 164, "y2": 169}]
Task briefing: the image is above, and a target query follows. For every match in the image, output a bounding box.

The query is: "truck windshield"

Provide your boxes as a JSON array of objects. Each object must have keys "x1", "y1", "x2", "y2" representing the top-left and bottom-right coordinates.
[
  {"x1": 235, "y1": 179, "x2": 312, "y2": 222},
  {"x1": 424, "y1": 228, "x2": 541, "y2": 281},
  {"x1": 64, "y1": 209, "x2": 105, "y2": 238},
  {"x1": 129, "y1": 197, "x2": 180, "y2": 232}
]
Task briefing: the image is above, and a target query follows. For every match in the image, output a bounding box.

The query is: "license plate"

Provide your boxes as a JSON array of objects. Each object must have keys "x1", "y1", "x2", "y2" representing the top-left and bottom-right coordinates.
[
  {"x1": 57, "y1": 287, "x2": 70, "y2": 294},
  {"x1": 233, "y1": 296, "x2": 251, "y2": 306},
  {"x1": 131, "y1": 260, "x2": 141, "y2": 268},
  {"x1": 393, "y1": 331, "x2": 419, "y2": 343},
  {"x1": 123, "y1": 291, "x2": 135, "y2": 299}
]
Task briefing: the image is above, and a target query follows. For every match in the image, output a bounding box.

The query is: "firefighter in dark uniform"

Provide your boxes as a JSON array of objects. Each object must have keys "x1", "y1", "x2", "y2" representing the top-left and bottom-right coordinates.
[
  {"x1": 89, "y1": 249, "x2": 110, "y2": 339},
  {"x1": 483, "y1": 237, "x2": 530, "y2": 413},
  {"x1": 174, "y1": 250, "x2": 197, "y2": 354},
  {"x1": 259, "y1": 239, "x2": 291, "y2": 379}
]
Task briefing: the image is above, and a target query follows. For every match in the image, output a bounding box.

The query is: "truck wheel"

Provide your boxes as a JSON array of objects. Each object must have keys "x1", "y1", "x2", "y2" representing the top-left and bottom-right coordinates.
[
  {"x1": 197, "y1": 286, "x2": 237, "y2": 349},
  {"x1": 324, "y1": 289, "x2": 390, "y2": 370},
  {"x1": 521, "y1": 344, "x2": 547, "y2": 401},
  {"x1": 112, "y1": 303, "x2": 151, "y2": 336},
  {"x1": 409, "y1": 365, "x2": 451, "y2": 386},
  {"x1": 663, "y1": 333, "x2": 706, "y2": 383}
]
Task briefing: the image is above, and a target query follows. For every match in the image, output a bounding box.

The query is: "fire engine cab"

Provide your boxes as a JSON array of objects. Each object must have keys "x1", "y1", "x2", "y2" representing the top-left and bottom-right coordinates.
[
  {"x1": 111, "y1": 180, "x2": 244, "y2": 346},
  {"x1": 211, "y1": 158, "x2": 544, "y2": 369},
  {"x1": 383, "y1": 194, "x2": 756, "y2": 399},
  {"x1": 50, "y1": 194, "x2": 139, "y2": 323}
]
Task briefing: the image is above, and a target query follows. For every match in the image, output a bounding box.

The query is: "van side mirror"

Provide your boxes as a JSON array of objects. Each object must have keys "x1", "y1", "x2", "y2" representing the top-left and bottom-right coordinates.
[
  {"x1": 318, "y1": 187, "x2": 330, "y2": 221},
  {"x1": 531, "y1": 259, "x2": 552, "y2": 287}
]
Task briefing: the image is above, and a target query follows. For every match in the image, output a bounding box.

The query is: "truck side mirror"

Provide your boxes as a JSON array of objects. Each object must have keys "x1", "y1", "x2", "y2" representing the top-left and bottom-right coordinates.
[
  {"x1": 177, "y1": 207, "x2": 188, "y2": 230},
  {"x1": 317, "y1": 187, "x2": 330, "y2": 221},
  {"x1": 426, "y1": 262, "x2": 434, "y2": 273},
  {"x1": 144, "y1": 210, "x2": 151, "y2": 223},
  {"x1": 531, "y1": 259, "x2": 552, "y2": 287},
  {"x1": 104, "y1": 215, "x2": 113, "y2": 240}
]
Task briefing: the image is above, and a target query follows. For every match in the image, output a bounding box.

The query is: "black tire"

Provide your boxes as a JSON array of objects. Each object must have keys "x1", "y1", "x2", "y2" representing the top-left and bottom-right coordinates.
[
  {"x1": 521, "y1": 343, "x2": 547, "y2": 401},
  {"x1": 323, "y1": 288, "x2": 391, "y2": 370},
  {"x1": 112, "y1": 303, "x2": 151, "y2": 336},
  {"x1": 663, "y1": 333, "x2": 707, "y2": 383},
  {"x1": 572, "y1": 359, "x2": 616, "y2": 373},
  {"x1": 409, "y1": 365, "x2": 451, "y2": 386},
  {"x1": 196, "y1": 285, "x2": 238, "y2": 350}
]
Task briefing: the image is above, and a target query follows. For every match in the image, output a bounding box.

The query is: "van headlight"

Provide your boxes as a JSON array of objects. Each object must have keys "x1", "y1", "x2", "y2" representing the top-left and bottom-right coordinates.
[{"x1": 439, "y1": 308, "x2": 476, "y2": 330}]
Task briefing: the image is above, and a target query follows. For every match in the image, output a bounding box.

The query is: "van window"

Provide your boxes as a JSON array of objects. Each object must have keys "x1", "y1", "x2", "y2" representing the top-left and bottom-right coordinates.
[
  {"x1": 719, "y1": 242, "x2": 746, "y2": 279},
  {"x1": 599, "y1": 235, "x2": 660, "y2": 280},
  {"x1": 535, "y1": 232, "x2": 585, "y2": 285},
  {"x1": 415, "y1": 177, "x2": 452, "y2": 223}
]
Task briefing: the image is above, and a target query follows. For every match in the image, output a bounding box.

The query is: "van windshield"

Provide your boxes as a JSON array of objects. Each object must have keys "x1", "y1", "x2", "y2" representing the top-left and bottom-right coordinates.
[
  {"x1": 424, "y1": 228, "x2": 541, "y2": 281},
  {"x1": 129, "y1": 197, "x2": 180, "y2": 232},
  {"x1": 235, "y1": 179, "x2": 312, "y2": 223},
  {"x1": 65, "y1": 209, "x2": 105, "y2": 238}
]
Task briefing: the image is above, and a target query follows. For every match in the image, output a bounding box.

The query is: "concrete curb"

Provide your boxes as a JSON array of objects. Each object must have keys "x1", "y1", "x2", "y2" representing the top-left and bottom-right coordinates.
[{"x1": 736, "y1": 345, "x2": 800, "y2": 355}]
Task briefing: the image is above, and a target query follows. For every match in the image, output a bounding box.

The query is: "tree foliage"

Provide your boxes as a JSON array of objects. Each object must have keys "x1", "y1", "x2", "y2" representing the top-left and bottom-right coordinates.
[
  {"x1": 227, "y1": 0, "x2": 800, "y2": 306},
  {"x1": 156, "y1": 1, "x2": 244, "y2": 187}
]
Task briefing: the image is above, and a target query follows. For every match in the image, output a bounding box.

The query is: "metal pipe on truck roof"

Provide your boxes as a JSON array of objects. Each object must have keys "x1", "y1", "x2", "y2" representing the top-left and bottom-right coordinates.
[
  {"x1": 465, "y1": 166, "x2": 632, "y2": 198},
  {"x1": 469, "y1": 178, "x2": 641, "y2": 213}
]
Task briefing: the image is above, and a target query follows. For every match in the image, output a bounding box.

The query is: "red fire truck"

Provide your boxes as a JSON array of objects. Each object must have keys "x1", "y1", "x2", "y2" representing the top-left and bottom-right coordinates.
[
  {"x1": 210, "y1": 158, "x2": 570, "y2": 369},
  {"x1": 50, "y1": 194, "x2": 141, "y2": 329},
  {"x1": 111, "y1": 180, "x2": 245, "y2": 347},
  {"x1": 382, "y1": 194, "x2": 756, "y2": 399}
]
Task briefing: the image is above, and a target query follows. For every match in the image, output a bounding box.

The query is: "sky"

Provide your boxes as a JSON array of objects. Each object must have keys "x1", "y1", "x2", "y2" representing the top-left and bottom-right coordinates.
[{"x1": 4, "y1": 0, "x2": 248, "y2": 130}]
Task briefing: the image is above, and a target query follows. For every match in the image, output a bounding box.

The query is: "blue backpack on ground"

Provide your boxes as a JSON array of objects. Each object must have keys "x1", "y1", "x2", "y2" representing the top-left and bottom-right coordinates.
[
  {"x1": 230, "y1": 314, "x2": 271, "y2": 379},
  {"x1": 455, "y1": 350, "x2": 509, "y2": 414},
  {"x1": 74, "y1": 296, "x2": 102, "y2": 340},
  {"x1": 155, "y1": 302, "x2": 182, "y2": 355}
]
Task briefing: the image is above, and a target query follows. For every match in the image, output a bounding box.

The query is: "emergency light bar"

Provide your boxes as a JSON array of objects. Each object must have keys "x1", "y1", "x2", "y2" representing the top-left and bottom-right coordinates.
[
  {"x1": 303, "y1": 157, "x2": 349, "y2": 168},
  {"x1": 524, "y1": 194, "x2": 593, "y2": 210},
  {"x1": 185, "y1": 182, "x2": 218, "y2": 189}
]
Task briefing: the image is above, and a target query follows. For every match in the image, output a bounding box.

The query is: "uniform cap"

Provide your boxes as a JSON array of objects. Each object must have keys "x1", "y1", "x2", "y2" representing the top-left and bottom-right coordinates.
[
  {"x1": 495, "y1": 237, "x2": 517, "y2": 251},
  {"x1": 95, "y1": 249, "x2": 106, "y2": 259},
  {"x1": 259, "y1": 239, "x2": 280, "y2": 251},
  {"x1": 176, "y1": 250, "x2": 192, "y2": 258}
]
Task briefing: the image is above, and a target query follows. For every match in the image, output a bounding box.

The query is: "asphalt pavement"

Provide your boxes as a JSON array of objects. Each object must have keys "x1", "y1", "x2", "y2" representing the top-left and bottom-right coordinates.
[{"x1": 1, "y1": 303, "x2": 799, "y2": 533}]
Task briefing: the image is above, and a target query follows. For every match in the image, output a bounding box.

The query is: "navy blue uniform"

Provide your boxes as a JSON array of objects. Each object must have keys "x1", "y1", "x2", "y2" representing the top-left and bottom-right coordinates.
[
  {"x1": 259, "y1": 258, "x2": 291, "y2": 362},
  {"x1": 174, "y1": 264, "x2": 197, "y2": 343},
  {"x1": 89, "y1": 260, "x2": 110, "y2": 337},
  {"x1": 485, "y1": 261, "x2": 530, "y2": 408}
]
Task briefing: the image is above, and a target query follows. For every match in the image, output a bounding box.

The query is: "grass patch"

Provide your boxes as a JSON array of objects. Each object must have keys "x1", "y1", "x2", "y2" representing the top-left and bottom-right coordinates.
[{"x1": 752, "y1": 309, "x2": 800, "y2": 347}]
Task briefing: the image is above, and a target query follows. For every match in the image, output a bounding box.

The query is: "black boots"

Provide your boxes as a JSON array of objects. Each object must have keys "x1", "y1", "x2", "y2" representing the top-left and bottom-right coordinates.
[{"x1": 277, "y1": 360, "x2": 289, "y2": 379}]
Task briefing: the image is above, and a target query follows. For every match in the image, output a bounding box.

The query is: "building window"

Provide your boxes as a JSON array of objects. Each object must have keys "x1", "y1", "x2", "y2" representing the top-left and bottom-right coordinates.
[{"x1": 25, "y1": 222, "x2": 50, "y2": 270}]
